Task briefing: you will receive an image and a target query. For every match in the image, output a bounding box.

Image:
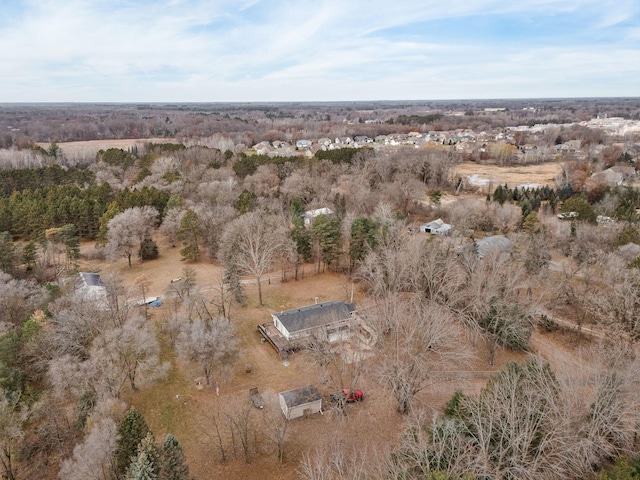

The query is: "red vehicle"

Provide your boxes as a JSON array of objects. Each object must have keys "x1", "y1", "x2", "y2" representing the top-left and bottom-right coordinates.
[{"x1": 332, "y1": 388, "x2": 363, "y2": 403}]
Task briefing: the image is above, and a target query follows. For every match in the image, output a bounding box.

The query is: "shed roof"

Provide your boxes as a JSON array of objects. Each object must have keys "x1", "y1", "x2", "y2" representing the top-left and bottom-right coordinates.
[
  {"x1": 273, "y1": 301, "x2": 355, "y2": 334},
  {"x1": 303, "y1": 207, "x2": 334, "y2": 222},
  {"x1": 279, "y1": 385, "x2": 322, "y2": 408},
  {"x1": 424, "y1": 218, "x2": 445, "y2": 229},
  {"x1": 476, "y1": 235, "x2": 513, "y2": 259},
  {"x1": 79, "y1": 272, "x2": 104, "y2": 287},
  {"x1": 75, "y1": 272, "x2": 107, "y2": 302}
]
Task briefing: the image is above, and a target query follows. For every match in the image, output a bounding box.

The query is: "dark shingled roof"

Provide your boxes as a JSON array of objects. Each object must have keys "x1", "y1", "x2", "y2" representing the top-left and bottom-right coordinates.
[
  {"x1": 79, "y1": 272, "x2": 104, "y2": 287},
  {"x1": 279, "y1": 385, "x2": 322, "y2": 408},
  {"x1": 273, "y1": 301, "x2": 355, "y2": 334}
]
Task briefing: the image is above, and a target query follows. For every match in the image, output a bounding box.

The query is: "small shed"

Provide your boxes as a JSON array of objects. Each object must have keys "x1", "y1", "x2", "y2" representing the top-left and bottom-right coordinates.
[
  {"x1": 279, "y1": 385, "x2": 322, "y2": 419},
  {"x1": 419, "y1": 218, "x2": 452, "y2": 235},
  {"x1": 475, "y1": 235, "x2": 513, "y2": 259}
]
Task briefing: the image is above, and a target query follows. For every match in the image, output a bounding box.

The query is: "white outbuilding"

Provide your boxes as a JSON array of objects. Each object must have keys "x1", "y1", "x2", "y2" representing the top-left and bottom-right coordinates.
[
  {"x1": 279, "y1": 385, "x2": 323, "y2": 419},
  {"x1": 419, "y1": 218, "x2": 452, "y2": 235}
]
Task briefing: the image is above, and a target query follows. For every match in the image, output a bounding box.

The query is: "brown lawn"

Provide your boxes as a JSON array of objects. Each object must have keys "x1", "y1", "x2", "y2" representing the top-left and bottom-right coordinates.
[
  {"x1": 37, "y1": 137, "x2": 178, "y2": 155},
  {"x1": 76, "y1": 239, "x2": 530, "y2": 480},
  {"x1": 454, "y1": 161, "x2": 563, "y2": 191}
]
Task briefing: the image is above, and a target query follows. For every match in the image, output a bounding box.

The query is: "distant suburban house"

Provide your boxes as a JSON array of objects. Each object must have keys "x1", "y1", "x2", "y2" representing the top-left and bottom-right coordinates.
[
  {"x1": 618, "y1": 242, "x2": 640, "y2": 262},
  {"x1": 271, "y1": 301, "x2": 356, "y2": 341},
  {"x1": 75, "y1": 272, "x2": 107, "y2": 302},
  {"x1": 591, "y1": 168, "x2": 624, "y2": 186},
  {"x1": 296, "y1": 139, "x2": 313, "y2": 149},
  {"x1": 419, "y1": 218, "x2": 452, "y2": 235},
  {"x1": 610, "y1": 165, "x2": 636, "y2": 177},
  {"x1": 303, "y1": 207, "x2": 334, "y2": 228},
  {"x1": 475, "y1": 235, "x2": 513, "y2": 259},
  {"x1": 279, "y1": 385, "x2": 323, "y2": 419},
  {"x1": 557, "y1": 211, "x2": 578, "y2": 220}
]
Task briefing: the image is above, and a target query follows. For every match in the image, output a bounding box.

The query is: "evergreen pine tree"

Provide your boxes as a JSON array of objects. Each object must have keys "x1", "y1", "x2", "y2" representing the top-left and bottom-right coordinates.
[
  {"x1": 116, "y1": 409, "x2": 151, "y2": 477},
  {"x1": 59, "y1": 223, "x2": 80, "y2": 268},
  {"x1": 159, "y1": 434, "x2": 191, "y2": 480},
  {"x1": 0, "y1": 231, "x2": 17, "y2": 274},
  {"x1": 126, "y1": 432, "x2": 160, "y2": 480},
  {"x1": 138, "y1": 234, "x2": 159, "y2": 261},
  {"x1": 178, "y1": 210, "x2": 201, "y2": 261},
  {"x1": 21, "y1": 240, "x2": 37, "y2": 272}
]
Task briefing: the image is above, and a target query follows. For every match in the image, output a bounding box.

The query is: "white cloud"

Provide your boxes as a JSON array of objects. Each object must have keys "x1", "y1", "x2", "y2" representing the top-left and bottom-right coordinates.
[{"x1": 0, "y1": 0, "x2": 637, "y2": 101}]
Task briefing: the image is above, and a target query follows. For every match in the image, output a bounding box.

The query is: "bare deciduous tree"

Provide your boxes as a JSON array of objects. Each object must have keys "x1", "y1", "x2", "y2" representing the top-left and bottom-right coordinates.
[
  {"x1": 357, "y1": 223, "x2": 413, "y2": 297},
  {"x1": 393, "y1": 346, "x2": 640, "y2": 480},
  {"x1": 299, "y1": 440, "x2": 379, "y2": 480},
  {"x1": 0, "y1": 391, "x2": 28, "y2": 480},
  {"x1": 209, "y1": 275, "x2": 234, "y2": 319},
  {"x1": 58, "y1": 418, "x2": 118, "y2": 480},
  {"x1": 47, "y1": 313, "x2": 167, "y2": 401},
  {"x1": 0, "y1": 271, "x2": 48, "y2": 328},
  {"x1": 105, "y1": 206, "x2": 159, "y2": 268},
  {"x1": 260, "y1": 390, "x2": 290, "y2": 463},
  {"x1": 176, "y1": 316, "x2": 238, "y2": 386},
  {"x1": 159, "y1": 207, "x2": 186, "y2": 248},
  {"x1": 306, "y1": 326, "x2": 362, "y2": 416},
  {"x1": 219, "y1": 211, "x2": 288, "y2": 305},
  {"x1": 371, "y1": 297, "x2": 473, "y2": 414},
  {"x1": 91, "y1": 314, "x2": 168, "y2": 393}
]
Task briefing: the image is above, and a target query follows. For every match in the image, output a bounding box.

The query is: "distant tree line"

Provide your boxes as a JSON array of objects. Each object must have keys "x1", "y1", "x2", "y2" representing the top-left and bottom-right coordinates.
[{"x1": 389, "y1": 113, "x2": 444, "y2": 125}]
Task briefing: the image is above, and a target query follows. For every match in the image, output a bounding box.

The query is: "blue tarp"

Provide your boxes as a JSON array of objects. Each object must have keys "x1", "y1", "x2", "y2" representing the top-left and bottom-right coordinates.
[{"x1": 148, "y1": 300, "x2": 163, "y2": 307}]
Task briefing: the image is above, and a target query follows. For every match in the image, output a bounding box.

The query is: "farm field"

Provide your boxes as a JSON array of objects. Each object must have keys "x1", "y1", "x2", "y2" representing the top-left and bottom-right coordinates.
[{"x1": 454, "y1": 160, "x2": 563, "y2": 191}]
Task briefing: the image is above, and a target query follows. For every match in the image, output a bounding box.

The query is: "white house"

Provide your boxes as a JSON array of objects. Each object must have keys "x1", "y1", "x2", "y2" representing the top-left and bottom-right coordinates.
[
  {"x1": 271, "y1": 301, "x2": 356, "y2": 341},
  {"x1": 296, "y1": 139, "x2": 313, "y2": 149},
  {"x1": 279, "y1": 385, "x2": 323, "y2": 419},
  {"x1": 419, "y1": 218, "x2": 452, "y2": 235},
  {"x1": 303, "y1": 207, "x2": 334, "y2": 228}
]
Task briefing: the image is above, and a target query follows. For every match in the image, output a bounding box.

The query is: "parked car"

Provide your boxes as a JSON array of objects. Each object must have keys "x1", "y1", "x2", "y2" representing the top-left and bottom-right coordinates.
[{"x1": 331, "y1": 388, "x2": 363, "y2": 403}]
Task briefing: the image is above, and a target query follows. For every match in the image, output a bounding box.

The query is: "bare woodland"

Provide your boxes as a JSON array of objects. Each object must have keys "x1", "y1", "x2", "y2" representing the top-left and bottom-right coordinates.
[{"x1": 0, "y1": 100, "x2": 639, "y2": 480}]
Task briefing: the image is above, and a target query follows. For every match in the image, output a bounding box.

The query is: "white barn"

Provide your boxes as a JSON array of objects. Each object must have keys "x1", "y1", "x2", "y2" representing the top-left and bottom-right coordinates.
[
  {"x1": 279, "y1": 385, "x2": 322, "y2": 419},
  {"x1": 419, "y1": 218, "x2": 452, "y2": 235}
]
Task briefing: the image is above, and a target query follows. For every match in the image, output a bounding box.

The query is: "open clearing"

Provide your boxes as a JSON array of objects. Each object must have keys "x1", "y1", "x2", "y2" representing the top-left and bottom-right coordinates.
[
  {"x1": 37, "y1": 137, "x2": 174, "y2": 150},
  {"x1": 455, "y1": 161, "x2": 563, "y2": 191}
]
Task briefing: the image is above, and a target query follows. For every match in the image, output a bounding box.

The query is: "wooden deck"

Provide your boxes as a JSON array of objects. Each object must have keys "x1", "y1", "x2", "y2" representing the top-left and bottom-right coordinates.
[{"x1": 257, "y1": 322, "x2": 293, "y2": 358}]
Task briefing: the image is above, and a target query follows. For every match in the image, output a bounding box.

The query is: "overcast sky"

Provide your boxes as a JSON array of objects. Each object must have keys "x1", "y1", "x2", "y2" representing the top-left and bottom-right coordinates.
[{"x1": 1, "y1": 0, "x2": 638, "y2": 102}]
